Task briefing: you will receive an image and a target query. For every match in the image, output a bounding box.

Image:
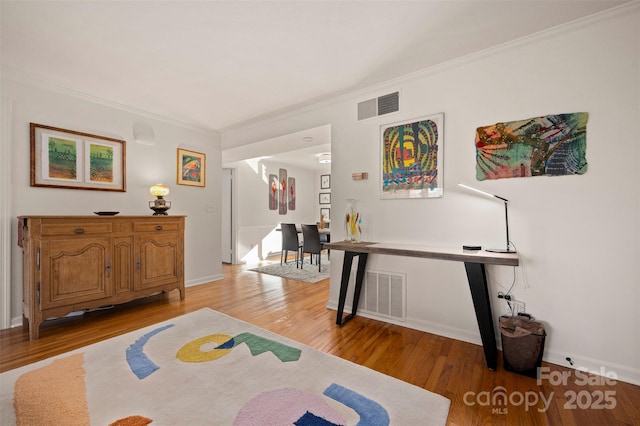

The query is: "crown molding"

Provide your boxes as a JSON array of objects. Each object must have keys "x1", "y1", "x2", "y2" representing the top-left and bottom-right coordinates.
[
  {"x1": 221, "y1": 1, "x2": 638, "y2": 135},
  {"x1": 1, "y1": 71, "x2": 219, "y2": 137}
]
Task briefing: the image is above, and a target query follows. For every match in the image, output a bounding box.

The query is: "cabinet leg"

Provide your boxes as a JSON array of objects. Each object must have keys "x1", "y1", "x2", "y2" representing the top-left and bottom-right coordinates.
[{"x1": 28, "y1": 319, "x2": 41, "y2": 340}]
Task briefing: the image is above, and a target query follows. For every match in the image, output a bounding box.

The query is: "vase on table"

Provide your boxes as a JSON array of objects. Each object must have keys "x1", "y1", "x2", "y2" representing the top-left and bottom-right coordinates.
[{"x1": 345, "y1": 199, "x2": 362, "y2": 242}]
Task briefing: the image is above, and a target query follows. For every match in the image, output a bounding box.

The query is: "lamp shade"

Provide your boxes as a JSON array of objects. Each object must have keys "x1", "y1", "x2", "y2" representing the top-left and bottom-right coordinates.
[{"x1": 150, "y1": 184, "x2": 170, "y2": 197}]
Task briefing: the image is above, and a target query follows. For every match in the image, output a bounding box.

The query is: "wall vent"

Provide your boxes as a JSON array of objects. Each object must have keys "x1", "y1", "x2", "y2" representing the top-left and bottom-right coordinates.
[
  {"x1": 357, "y1": 91, "x2": 400, "y2": 121},
  {"x1": 361, "y1": 270, "x2": 406, "y2": 321}
]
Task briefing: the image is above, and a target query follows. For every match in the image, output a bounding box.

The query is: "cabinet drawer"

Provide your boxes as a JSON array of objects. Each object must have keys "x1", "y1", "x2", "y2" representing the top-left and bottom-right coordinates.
[
  {"x1": 133, "y1": 221, "x2": 181, "y2": 232},
  {"x1": 41, "y1": 223, "x2": 112, "y2": 236}
]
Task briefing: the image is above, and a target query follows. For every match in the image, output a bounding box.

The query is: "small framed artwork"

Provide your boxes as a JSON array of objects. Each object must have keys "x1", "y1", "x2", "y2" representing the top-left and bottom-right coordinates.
[
  {"x1": 319, "y1": 192, "x2": 331, "y2": 204},
  {"x1": 30, "y1": 123, "x2": 126, "y2": 191},
  {"x1": 177, "y1": 148, "x2": 206, "y2": 187},
  {"x1": 321, "y1": 174, "x2": 331, "y2": 189},
  {"x1": 320, "y1": 208, "x2": 330, "y2": 221}
]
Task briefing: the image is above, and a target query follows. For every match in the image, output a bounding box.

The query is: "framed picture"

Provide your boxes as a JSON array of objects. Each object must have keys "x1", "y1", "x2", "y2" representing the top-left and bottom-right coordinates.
[
  {"x1": 319, "y1": 192, "x2": 331, "y2": 204},
  {"x1": 320, "y1": 174, "x2": 331, "y2": 189},
  {"x1": 380, "y1": 113, "x2": 444, "y2": 199},
  {"x1": 30, "y1": 123, "x2": 126, "y2": 191},
  {"x1": 177, "y1": 148, "x2": 206, "y2": 187},
  {"x1": 320, "y1": 208, "x2": 330, "y2": 221}
]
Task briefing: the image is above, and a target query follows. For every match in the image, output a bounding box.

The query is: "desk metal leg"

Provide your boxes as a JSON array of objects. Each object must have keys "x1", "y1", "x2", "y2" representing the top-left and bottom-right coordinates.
[
  {"x1": 336, "y1": 252, "x2": 368, "y2": 326},
  {"x1": 464, "y1": 262, "x2": 498, "y2": 370}
]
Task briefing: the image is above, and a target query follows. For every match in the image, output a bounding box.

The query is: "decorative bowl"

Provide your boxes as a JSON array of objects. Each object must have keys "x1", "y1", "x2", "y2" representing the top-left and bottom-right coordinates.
[{"x1": 93, "y1": 211, "x2": 120, "y2": 216}]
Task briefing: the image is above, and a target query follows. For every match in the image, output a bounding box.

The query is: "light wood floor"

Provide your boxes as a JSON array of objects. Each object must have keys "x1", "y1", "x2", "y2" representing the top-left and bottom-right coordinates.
[{"x1": 1, "y1": 260, "x2": 638, "y2": 425}]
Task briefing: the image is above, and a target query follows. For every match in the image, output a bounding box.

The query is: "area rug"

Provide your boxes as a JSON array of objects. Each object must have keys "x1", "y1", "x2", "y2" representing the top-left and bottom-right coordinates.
[
  {"x1": 0, "y1": 308, "x2": 450, "y2": 425},
  {"x1": 249, "y1": 256, "x2": 330, "y2": 283}
]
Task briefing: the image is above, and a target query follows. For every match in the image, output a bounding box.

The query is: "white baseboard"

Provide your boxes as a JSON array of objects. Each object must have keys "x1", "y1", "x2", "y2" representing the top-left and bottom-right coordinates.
[
  {"x1": 185, "y1": 274, "x2": 224, "y2": 287},
  {"x1": 326, "y1": 300, "x2": 640, "y2": 386}
]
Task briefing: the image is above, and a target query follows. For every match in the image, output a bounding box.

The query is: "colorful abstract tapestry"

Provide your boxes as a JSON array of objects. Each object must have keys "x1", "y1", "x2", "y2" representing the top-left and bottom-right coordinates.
[
  {"x1": 475, "y1": 112, "x2": 588, "y2": 180},
  {"x1": 381, "y1": 113, "x2": 444, "y2": 198}
]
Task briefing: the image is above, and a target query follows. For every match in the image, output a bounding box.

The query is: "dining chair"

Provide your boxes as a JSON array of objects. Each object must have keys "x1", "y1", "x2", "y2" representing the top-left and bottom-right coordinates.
[
  {"x1": 301, "y1": 224, "x2": 324, "y2": 272},
  {"x1": 319, "y1": 231, "x2": 330, "y2": 259},
  {"x1": 280, "y1": 223, "x2": 302, "y2": 268}
]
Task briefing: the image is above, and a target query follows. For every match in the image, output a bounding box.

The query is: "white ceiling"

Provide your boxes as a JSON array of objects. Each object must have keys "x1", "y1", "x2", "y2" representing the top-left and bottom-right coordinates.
[
  {"x1": 221, "y1": 124, "x2": 332, "y2": 171},
  {"x1": 1, "y1": 1, "x2": 631, "y2": 169}
]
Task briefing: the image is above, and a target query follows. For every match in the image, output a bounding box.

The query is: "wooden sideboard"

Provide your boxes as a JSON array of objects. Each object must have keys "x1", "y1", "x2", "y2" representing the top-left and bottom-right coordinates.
[{"x1": 18, "y1": 215, "x2": 185, "y2": 339}]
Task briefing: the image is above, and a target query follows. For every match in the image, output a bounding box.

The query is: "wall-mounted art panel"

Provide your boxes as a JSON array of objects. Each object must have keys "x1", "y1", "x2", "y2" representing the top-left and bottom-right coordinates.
[
  {"x1": 381, "y1": 113, "x2": 444, "y2": 199},
  {"x1": 269, "y1": 174, "x2": 278, "y2": 210},
  {"x1": 475, "y1": 112, "x2": 588, "y2": 180},
  {"x1": 278, "y1": 168, "x2": 287, "y2": 215}
]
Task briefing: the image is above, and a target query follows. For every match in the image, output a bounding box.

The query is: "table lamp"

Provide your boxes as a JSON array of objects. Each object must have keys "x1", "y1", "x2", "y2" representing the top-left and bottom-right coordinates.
[
  {"x1": 149, "y1": 184, "x2": 171, "y2": 215},
  {"x1": 459, "y1": 183, "x2": 516, "y2": 253}
]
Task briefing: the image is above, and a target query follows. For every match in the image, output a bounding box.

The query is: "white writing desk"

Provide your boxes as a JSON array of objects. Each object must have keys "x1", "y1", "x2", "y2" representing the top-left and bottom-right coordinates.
[{"x1": 323, "y1": 241, "x2": 519, "y2": 370}]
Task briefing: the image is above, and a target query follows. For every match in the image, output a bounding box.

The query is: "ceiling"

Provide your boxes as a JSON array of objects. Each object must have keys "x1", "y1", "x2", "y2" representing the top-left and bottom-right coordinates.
[
  {"x1": 1, "y1": 0, "x2": 631, "y2": 168},
  {"x1": 221, "y1": 124, "x2": 332, "y2": 171}
]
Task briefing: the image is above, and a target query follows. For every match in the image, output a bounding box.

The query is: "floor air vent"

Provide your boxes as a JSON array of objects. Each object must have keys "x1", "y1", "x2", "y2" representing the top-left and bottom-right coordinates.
[
  {"x1": 357, "y1": 91, "x2": 400, "y2": 121},
  {"x1": 362, "y1": 270, "x2": 406, "y2": 320}
]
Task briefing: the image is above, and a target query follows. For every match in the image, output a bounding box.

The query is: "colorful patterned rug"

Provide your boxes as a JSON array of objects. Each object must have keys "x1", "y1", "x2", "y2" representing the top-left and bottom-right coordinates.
[{"x1": 0, "y1": 308, "x2": 450, "y2": 425}]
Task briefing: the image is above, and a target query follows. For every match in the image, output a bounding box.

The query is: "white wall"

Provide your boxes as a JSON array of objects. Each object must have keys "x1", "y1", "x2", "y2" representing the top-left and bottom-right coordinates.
[
  {"x1": 2, "y1": 77, "x2": 224, "y2": 324},
  {"x1": 226, "y1": 158, "x2": 328, "y2": 262},
  {"x1": 222, "y1": 6, "x2": 640, "y2": 384}
]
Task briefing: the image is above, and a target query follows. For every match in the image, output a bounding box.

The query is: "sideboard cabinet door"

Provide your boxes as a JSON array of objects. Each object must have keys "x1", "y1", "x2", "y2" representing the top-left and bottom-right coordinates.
[
  {"x1": 135, "y1": 232, "x2": 182, "y2": 290},
  {"x1": 40, "y1": 237, "x2": 112, "y2": 309},
  {"x1": 113, "y1": 236, "x2": 134, "y2": 295}
]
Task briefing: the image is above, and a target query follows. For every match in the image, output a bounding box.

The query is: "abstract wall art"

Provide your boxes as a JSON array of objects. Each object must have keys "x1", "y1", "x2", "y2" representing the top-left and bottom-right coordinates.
[
  {"x1": 475, "y1": 112, "x2": 588, "y2": 180},
  {"x1": 381, "y1": 113, "x2": 444, "y2": 199}
]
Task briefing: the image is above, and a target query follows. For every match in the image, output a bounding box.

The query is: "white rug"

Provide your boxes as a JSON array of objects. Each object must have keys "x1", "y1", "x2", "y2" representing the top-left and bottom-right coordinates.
[
  {"x1": 249, "y1": 256, "x2": 330, "y2": 283},
  {"x1": 1, "y1": 308, "x2": 450, "y2": 425}
]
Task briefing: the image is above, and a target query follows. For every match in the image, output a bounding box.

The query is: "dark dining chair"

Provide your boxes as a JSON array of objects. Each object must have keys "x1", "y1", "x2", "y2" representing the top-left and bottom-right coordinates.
[
  {"x1": 301, "y1": 224, "x2": 324, "y2": 272},
  {"x1": 280, "y1": 223, "x2": 302, "y2": 268},
  {"x1": 317, "y1": 223, "x2": 330, "y2": 259},
  {"x1": 319, "y1": 231, "x2": 330, "y2": 259}
]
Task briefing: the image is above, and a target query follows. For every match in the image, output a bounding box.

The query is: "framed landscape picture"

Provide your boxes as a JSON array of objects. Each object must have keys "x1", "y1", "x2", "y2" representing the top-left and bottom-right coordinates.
[
  {"x1": 177, "y1": 148, "x2": 206, "y2": 187},
  {"x1": 30, "y1": 123, "x2": 126, "y2": 191}
]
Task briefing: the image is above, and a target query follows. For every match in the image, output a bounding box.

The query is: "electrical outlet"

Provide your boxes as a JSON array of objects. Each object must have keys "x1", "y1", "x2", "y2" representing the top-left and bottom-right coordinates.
[{"x1": 507, "y1": 300, "x2": 525, "y2": 316}]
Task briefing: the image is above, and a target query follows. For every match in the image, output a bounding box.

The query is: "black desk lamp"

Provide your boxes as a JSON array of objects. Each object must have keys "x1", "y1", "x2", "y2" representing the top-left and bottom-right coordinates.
[{"x1": 459, "y1": 183, "x2": 516, "y2": 253}]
